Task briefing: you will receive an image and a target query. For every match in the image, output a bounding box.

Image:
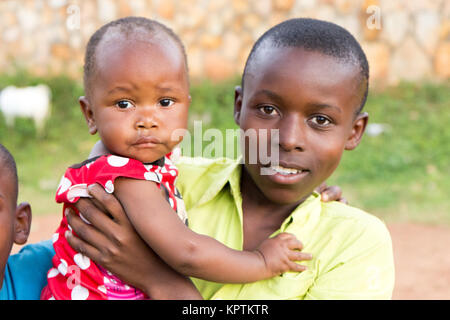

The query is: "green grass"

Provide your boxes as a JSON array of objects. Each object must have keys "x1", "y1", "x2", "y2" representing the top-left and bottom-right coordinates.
[{"x1": 1, "y1": 72, "x2": 449, "y2": 226}]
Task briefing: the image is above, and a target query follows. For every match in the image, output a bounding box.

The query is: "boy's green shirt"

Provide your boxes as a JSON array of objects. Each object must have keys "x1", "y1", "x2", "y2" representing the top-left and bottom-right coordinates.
[{"x1": 176, "y1": 156, "x2": 395, "y2": 300}]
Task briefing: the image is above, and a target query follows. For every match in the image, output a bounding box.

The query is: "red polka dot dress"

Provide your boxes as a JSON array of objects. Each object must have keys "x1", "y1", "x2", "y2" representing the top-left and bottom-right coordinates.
[{"x1": 40, "y1": 154, "x2": 188, "y2": 300}]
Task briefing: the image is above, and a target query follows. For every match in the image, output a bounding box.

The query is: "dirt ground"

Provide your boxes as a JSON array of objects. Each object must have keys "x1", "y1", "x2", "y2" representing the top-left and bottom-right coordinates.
[{"x1": 12, "y1": 213, "x2": 450, "y2": 300}]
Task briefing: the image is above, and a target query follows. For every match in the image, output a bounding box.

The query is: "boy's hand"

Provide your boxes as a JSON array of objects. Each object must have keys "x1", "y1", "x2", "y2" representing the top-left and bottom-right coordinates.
[
  {"x1": 65, "y1": 183, "x2": 202, "y2": 299},
  {"x1": 256, "y1": 232, "x2": 312, "y2": 277}
]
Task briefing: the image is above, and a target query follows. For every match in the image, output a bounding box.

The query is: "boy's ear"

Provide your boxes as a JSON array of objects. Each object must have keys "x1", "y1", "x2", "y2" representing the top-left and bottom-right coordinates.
[
  {"x1": 14, "y1": 202, "x2": 32, "y2": 245},
  {"x1": 345, "y1": 112, "x2": 369, "y2": 150},
  {"x1": 79, "y1": 96, "x2": 97, "y2": 135},
  {"x1": 234, "y1": 86, "x2": 243, "y2": 126}
]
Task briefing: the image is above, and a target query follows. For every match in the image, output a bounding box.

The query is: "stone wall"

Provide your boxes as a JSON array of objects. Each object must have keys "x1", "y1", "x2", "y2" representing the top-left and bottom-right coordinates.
[{"x1": 0, "y1": 0, "x2": 449, "y2": 85}]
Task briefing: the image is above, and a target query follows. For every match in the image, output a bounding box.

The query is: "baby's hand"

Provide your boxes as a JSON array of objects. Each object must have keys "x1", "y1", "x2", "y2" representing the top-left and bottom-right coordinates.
[{"x1": 255, "y1": 233, "x2": 312, "y2": 277}]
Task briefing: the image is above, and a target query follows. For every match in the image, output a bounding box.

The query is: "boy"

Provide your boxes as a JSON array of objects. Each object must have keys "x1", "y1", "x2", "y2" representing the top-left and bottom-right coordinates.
[
  {"x1": 66, "y1": 18, "x2": 394, "y2": 299},
  {"x1": 174, "y1": 18, "x2": 394, "y2": 299},
  {"x1": 0, "y1": 144, "x2": 53, "y2": 300}
]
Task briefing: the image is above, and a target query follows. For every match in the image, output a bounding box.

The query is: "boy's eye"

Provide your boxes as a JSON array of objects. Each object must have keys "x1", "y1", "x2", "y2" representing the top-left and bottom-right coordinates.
[
  {"x1": 116, "y1": 100, "x2": 134, "y2": 109},
  {"x1": 258, "y1": 105, "x2": 278, "y2": 116},
  {"x1": 159, "y1": 99, "x2": 174, "y2": 107},
  {"x1": 310, "y1": 115, "x2": 331, "y2": 126}
]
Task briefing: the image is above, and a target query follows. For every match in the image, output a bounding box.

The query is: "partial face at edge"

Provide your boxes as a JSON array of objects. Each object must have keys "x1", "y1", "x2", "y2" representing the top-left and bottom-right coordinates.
[
  {"x1": 235, "y1": 46, "x2": 368, "y2": 204},
  {"x1": 0, "y1": 167, "x2": 31, "y2": 288}
]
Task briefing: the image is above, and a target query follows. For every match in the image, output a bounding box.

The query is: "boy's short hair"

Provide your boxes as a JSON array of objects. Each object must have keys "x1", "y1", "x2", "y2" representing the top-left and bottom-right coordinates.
[
  {"x1": 243, "y1": 18, "x2": 369, "y2": 113},
  {"x1": 83, "y1": 16, "x2": 188, "y2": 96},
  {"x1": 0, "y1": 144, "x2": 18, "y2": 205}
]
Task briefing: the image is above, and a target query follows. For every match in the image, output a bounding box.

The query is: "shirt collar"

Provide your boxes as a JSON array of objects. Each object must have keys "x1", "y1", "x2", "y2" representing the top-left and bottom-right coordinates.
[
  {"x1": 70, "y1": 155, "x2": 166, "y2": 169},
  {"x1": 143, "y1": 156, "x2": 165, "y2": 167},
  {"x1": 195, "y1": 157, "x2": 242, "y2": 206},
  {"x1": 279, "y1": 191, "x2": 322, "y2": 233}
]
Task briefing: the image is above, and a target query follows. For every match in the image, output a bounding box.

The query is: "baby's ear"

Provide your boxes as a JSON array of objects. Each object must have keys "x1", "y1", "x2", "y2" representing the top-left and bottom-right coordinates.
[
  {"x1": 79, "y1": 96, "x2": 97, "y2": 135},
  {"x1": 234, "y1": 86, "x2": 243, "y2": 126},
  {"x1": 14, "y1": 202, "x2": 32, "y2": 245},
  {"x1": 345, "y1": 112, "x2": 369, "y2": 150}
]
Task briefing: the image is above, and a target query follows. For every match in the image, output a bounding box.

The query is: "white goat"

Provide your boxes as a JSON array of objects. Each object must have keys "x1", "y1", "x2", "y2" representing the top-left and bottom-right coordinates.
[{"x1": 0, "y1": 84, "x2": 52, "y2": 135}]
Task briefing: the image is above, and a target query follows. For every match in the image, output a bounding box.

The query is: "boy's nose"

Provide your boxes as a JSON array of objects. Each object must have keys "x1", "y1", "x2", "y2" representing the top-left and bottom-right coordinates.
[{"x1": 278, "y1": 114, "x2": 306, "y2": 152}]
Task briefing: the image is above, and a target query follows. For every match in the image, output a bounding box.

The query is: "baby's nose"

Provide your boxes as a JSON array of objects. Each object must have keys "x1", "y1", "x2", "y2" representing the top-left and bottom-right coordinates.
[{"x1": 135, "y1": 107, "x2": 158, "y2": 129}]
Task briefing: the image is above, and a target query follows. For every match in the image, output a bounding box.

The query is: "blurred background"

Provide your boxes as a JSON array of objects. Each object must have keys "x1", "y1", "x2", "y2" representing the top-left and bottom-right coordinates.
[{"x1": 0, "y1": 0, "x2": 449, "y2": 299}]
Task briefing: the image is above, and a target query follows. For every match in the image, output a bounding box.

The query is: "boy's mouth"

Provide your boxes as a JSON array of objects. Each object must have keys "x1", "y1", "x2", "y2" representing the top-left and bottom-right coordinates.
[
  {"x1": 260, "y1": 162, "x2": 310, "y2": 183},
  {"x1": 270, "y1": 165, "x2": 304, "y2": 175}
]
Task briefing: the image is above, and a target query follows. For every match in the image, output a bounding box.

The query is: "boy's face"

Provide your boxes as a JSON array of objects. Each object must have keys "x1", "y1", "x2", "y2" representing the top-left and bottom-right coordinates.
[
  {"x1": 80, "y1": 33, "x2": 190, "y2": 163},
  {"x1": 0, "y1": 167, "x2": 31, "y2": 288},
  {"x1": 235, "y1": 46, "x2": 368, "y2": 205}
]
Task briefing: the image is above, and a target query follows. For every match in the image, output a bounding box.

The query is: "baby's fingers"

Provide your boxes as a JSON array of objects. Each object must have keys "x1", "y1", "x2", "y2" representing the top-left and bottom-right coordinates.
[
  {"x1": 287, "y1": 261, "x2": 308, "y2": 273},
  {"x1": 284, "y1": 251, "x2": 312, "y2": 273},
  {"x1": 289, "y1": 251, "x2": 313, "y2": 263},
  {"x1": 277, "y1": 232, "x2": 304, "y2": 250}
]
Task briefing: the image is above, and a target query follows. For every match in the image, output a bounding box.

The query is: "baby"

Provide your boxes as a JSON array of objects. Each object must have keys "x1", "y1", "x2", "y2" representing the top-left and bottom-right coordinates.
[{"x1": 41, "y1": 17, "x2": 311, "y2": 300}]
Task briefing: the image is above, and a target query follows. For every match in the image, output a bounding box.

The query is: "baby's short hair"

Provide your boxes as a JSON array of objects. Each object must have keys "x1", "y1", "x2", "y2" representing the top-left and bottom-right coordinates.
[
  {"x1": 0, "y1": 144, "x2": 18, "y2": 205},
  {"x1": 243, "y1": 18, "x2": 369, "y2": 113},
  {"x1": 83, "y1": 16, "x2": 188, "y2": 96}
]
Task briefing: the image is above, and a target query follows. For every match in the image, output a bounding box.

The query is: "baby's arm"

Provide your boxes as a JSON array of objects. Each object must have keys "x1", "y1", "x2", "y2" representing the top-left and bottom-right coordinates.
[
  {"x1": 65, "y1": 196, "x2": 202, "y2": 300},
  {"x1": 114, "y1": 178, "x2": 311, "y2": 283}
]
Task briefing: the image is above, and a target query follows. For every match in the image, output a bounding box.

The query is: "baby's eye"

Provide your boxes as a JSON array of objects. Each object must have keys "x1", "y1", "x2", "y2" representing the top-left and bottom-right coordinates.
[
  {"x1": 159, "y1": 99, "x2": 175, "y2": 107},
  {"x1": 310, "y1": 115, "x2": 331, "y2": 126},
  {"x1": 116, "y1": 100, "x2": 134, "y2": 109},
  {"x1": 258, "y1": 105, "x2": 278, "y2": 116}
]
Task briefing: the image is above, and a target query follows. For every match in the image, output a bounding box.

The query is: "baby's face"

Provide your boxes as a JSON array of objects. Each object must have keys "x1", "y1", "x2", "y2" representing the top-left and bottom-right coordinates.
[
  {"x1": 0, "y1": 169, "x2": 17, "y2": 287},
  {"x1": 236, "y1": 47, "x2": 367, "y2": 205},
  {"x1": 83, "y1": 35, "x2": 190, "y2": 163}
]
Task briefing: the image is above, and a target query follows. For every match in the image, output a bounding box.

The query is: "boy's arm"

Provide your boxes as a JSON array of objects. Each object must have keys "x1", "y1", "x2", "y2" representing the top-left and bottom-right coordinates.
[
  {"x1": 65, "y1": 189, "x2": 202, "y2": 299},
  {"x1": 114, "y1": 178, "x2": 310, "y2": 283}
]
